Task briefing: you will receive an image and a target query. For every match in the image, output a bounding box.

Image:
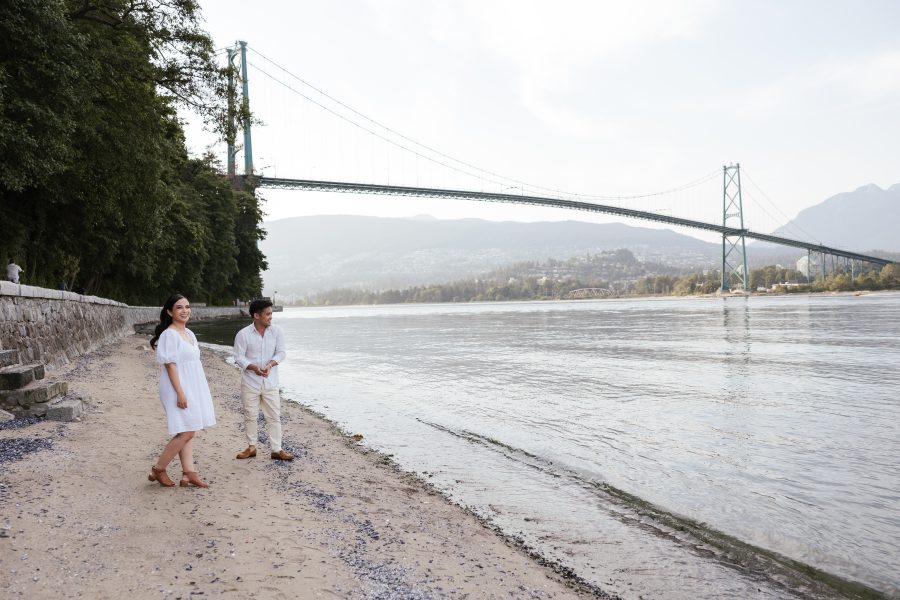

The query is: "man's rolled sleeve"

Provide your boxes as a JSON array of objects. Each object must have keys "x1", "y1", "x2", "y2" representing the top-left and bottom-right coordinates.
[
  {"x1": 233, "y1": 330, "x2": 251, "y2": 371},
  {"x1": 272, "y1": 327, "x2": 286, "y2": 364}
]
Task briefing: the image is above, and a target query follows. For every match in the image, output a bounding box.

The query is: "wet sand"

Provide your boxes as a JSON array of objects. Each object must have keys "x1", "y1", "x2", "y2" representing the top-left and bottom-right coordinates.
[{"x1": 0, "y1": 335, "x2": 602, "y2": 599}]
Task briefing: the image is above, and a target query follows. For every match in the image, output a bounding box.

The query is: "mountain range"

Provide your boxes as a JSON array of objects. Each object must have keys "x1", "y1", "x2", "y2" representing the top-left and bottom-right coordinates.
[
  {"x1": 260, "y1": 217, "x2": 721, "y2": 296},
  {"x1": 260, "y1": 183, "x2": 899, "y2": 297},
  {"x1": 766, "y1": 183, "x2": 900, "y2": 252}
]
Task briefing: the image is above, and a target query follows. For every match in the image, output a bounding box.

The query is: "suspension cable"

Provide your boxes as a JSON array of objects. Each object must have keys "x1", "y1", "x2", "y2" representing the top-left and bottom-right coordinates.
[
  {"x1": 742, "y1": 170, "x2": 821, "y2": 244},
  {"x1": 245, "y1": 45, "x2": 720, "y2": 203},
  {"x1": 248, "y1": 61, "x2": 522, "y2": 191}
]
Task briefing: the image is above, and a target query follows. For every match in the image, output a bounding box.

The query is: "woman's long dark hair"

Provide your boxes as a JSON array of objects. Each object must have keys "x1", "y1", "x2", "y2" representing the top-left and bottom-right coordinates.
[{"x1": 150, "y1": 294, "x2": 186, "y2": 349}]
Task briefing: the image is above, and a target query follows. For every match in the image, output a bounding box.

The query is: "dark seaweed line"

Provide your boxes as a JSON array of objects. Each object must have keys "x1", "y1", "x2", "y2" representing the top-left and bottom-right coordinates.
[{"x1": 417, "y1": 418, "x2": 890, "y2": 600}]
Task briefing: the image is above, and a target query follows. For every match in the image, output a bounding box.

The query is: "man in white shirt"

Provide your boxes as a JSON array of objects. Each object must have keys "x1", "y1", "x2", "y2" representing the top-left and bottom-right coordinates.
[
  {"x1": 7, "y1": 260, "x2": 23, "y2": 284},
  {"x1": 233, "y1": 299, "x2": 293, "y2": 461}
]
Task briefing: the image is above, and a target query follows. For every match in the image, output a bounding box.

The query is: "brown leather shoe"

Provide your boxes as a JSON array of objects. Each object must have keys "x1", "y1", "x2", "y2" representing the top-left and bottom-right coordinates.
[
  {"x1": 236, "y1": 445, "x2": 257, "y2": 459},
  {"x1": 149, "y1": 465, "x2": 176, "y2": 487},
  {"x1": 271, "y1": 449, "x2": 294, "y2": 461}
]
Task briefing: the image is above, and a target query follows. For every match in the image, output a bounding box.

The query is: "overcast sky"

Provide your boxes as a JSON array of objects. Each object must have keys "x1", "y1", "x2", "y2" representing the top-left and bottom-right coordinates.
[{"x1": 187, "y1": 1, "x2": 900, "y2": 239}]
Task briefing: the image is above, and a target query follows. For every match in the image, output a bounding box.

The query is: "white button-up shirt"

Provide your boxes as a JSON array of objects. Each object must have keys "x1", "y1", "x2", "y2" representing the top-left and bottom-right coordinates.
[{"x1": 233, "y1": 323, "x2": 286, "y2": 391}]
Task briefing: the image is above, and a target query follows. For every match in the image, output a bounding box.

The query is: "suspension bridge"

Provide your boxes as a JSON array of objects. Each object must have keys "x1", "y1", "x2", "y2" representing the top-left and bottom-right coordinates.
[{"x1": 223, "y1": 41, "x2": 891, "y2": 291}]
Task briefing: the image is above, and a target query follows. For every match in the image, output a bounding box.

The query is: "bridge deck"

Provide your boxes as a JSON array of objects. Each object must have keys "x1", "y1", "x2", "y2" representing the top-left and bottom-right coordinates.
[{"x1": 257, "y1": 177, "x2": 890, "y2": 267}]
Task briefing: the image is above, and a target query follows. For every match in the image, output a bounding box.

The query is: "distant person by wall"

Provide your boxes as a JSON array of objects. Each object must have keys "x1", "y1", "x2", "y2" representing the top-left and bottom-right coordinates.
[{"x1": 6, "y1": 260, "x2": 23, "y2": 284}]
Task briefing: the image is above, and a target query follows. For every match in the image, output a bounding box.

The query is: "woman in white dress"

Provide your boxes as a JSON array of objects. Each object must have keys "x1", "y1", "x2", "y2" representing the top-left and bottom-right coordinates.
[{"x1": 147, "y1": 294, "x2": 216, "y2": 488}]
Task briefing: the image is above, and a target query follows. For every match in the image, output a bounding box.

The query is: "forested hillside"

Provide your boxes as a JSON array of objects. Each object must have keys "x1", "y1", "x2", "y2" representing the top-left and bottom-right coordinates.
[
  {"x1": 0, "y1": 0, "x2": 266, "y2": 305},
  {"x1": 301, "y1": 250, "x2": 899, "y2": 306},
  {"x1": 261, "y1": 215, "x2": 721, "y2": 296}
]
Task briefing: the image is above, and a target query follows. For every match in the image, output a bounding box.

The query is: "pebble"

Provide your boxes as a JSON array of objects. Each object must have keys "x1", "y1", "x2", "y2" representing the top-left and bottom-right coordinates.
[
  {"x1": 0, "y1": 416, "x2": 42, "y2": 431},
  {"x1": 0, "y1": 436, "x2": 53, "y2": 463}
]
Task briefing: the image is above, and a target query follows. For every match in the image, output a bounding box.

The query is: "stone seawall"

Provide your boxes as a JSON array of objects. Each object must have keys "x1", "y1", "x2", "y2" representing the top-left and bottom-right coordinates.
[{"x1": 0, "y1": 281, "x2": 244, "y2": 369}]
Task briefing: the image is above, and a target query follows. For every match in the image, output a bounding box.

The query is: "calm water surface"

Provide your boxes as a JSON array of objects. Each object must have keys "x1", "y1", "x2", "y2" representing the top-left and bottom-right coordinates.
[{"x1": 195, "y1": 293, "x2": 900, "y2": 598}]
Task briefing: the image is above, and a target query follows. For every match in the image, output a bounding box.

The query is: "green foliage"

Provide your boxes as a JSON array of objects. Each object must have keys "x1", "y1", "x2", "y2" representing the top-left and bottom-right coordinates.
[
  {"x1": 302, "y1": 250, "x2": 702, "y2": 306},
  {"x1": 0, "y1": 0, "x2": 266, "y2": 304},
  {"x1": 300, "y1": 256, "x2": 900, "y2": 307},
  {"x1": 0, "y1": 0, "x2": 82, "y2": 192},
  {"x1": 802, "y1": 264, "x2": 900, "y2": 293},
  {"x1": 749, "y1": 265, "x2": 805, "y2": 290},
  {"x1": 881, "y1": 263, "x2": 900, "y2": 287}
]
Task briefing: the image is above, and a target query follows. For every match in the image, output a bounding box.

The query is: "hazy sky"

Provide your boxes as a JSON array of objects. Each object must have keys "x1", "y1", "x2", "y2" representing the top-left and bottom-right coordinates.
[{"x1": 187, "y1": 1, "x2": 900, "y2": 239}]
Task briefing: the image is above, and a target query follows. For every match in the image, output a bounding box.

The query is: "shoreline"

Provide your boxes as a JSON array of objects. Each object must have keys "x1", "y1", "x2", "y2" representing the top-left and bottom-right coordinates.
[
  {"x1": 290, "y1": 399, "x2": 884, "y2": 600},
  {"x1": 202, "y1": 345, "x2": 609, "y2": 596},
  {"x1": 1, "y1": 333, "x2": 892, "y2": 598},
  {"x1": 282, "y1": 395, "x2": 608, "y2": 598},
  {"x1": 0, "y1": 334, "x2": 603, "y2": 599},
  {"x1": 274, "y1": 288, "x2": 899, "y2": 310},
  {"x1": 247, "y1": 296, "x2": 897, "y2": 599}
]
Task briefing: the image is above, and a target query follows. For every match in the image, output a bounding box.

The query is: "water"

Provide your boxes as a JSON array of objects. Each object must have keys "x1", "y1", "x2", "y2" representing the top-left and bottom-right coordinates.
[{"x1": 193, "y1": 293, "x2": 900, "y2": 598}]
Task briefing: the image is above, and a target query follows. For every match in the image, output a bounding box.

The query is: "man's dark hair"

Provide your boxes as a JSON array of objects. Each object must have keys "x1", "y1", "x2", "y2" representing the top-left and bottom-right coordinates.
[{"x1": 249, "y1": 298, "x2": 274, "y2": 317}]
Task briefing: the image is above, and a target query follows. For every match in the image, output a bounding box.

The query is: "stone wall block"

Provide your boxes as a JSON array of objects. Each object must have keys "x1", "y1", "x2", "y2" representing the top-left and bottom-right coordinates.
[
  {"x1": 0, "y1": 350, "x2": 19, "y2": 367},
  {"x1": 18, "y1": 381, "x2": 66, "y2": 405},
  {"x1": 0, "y1": 389, "x2": 25, "y2": 408},
  {"x1": 28, "y1": 401, "x2": 50, "y2": 417},
  {"x1": 23, "y1": 384, "x2": 50, "y2": 404},
  {"x1": 2, "y1": 286, "x2": 243, "y2": 369},
  {"x1": 0, "y1": 365, "x2": 37, "y2": 390},
  {"x1": 47, "y1": 395, "x2": 84, "y2": 421}
]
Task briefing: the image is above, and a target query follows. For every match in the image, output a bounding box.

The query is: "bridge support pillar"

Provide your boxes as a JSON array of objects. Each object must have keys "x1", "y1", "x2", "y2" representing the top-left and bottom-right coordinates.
[
  {"x1": 225, "y1": 41, "x2": 253, "y2": 181},
  {"x1": 226, "y1": 46, "x2": 237, "y2": 178},
  {"x1": 239, "y1": 41, "x2": 254, "y2": 175},
  {"x1": 721, "y1": 164, "x2": 748, "y2": 292}
]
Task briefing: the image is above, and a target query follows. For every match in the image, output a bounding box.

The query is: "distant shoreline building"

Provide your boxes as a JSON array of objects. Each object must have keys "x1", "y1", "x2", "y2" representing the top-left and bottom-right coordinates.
[{"x1": 796, "y1": 255, "x2": 810, "y2": 278}]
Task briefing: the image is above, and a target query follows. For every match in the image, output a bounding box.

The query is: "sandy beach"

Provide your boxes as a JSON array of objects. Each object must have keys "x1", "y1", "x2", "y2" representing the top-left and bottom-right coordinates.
[{"x1": 0, "y1": 334, "x2": 601, "y2": 599}]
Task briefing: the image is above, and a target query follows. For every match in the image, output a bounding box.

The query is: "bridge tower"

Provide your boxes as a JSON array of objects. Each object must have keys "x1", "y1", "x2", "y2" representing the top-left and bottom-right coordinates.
[
  {"x1": 721, "y1": 164, "x2": 749, "y2": 291},
  {"x1": 226, "y1": 41, "x2": 254, "y2": 178}
]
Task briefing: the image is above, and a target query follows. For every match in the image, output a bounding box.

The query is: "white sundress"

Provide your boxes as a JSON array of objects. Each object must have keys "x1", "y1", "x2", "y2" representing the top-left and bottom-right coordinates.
[{"x1": 156, "y1": 328, "x2": 217, "y2": 435}]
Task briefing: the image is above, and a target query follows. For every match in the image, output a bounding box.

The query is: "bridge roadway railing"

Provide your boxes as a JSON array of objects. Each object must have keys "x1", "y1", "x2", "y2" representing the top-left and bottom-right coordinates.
[{"x1": 256, "y1": 177, "x2": 891, "y2": 267}]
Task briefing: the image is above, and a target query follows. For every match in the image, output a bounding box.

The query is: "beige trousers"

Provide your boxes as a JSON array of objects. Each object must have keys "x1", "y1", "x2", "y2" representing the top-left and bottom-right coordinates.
[{"x1": 240, "y1": 382, "x2": 283, "y2": 451}]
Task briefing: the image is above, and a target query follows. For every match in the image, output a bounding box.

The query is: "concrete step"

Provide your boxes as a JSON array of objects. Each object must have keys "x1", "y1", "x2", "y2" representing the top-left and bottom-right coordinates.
[
  {"x1": 0, "y1": 380, "x2": 68, "y2": 417},
  {"x1": 47, "y1": 394, "x2": 84, "y2": 422},
  {"x1": 0, "y1": 363, "x2": 46, "y2": 391},
  {"x1": 0, "y1": 349, "x2": 20, "y2": 368}
]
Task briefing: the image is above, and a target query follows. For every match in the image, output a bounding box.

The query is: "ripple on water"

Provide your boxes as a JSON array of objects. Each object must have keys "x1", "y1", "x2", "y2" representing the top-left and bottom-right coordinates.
[{"x1": 195, "y1": 294, "x2": 900, "y2": 597}]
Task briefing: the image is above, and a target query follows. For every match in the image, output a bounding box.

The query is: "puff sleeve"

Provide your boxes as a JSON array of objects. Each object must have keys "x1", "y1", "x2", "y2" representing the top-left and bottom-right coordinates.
[{"x1": 156, "y1": 329, "x2": 179, "y2": 365}]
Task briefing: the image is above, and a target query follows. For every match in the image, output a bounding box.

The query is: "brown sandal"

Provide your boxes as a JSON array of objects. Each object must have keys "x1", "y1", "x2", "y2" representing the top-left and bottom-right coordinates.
[
  {"x1": 179, "y1": 471, "x2": 209, "y2": 488},
  {"x1": 149, "y1": 465, "x2": 175, "y2": 487}
]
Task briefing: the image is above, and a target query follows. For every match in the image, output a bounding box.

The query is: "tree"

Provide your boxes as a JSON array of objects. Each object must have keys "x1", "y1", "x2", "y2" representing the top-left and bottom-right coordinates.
[
  {"x1": 0, "y1": 1, "x2": 266, "y2": 303},
  {"x1": 0, "y1": 1, "x2": 83, "y2": 194},
  {"x1": 880, "y1": 263, "x2": 900, "y2": 287}
]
